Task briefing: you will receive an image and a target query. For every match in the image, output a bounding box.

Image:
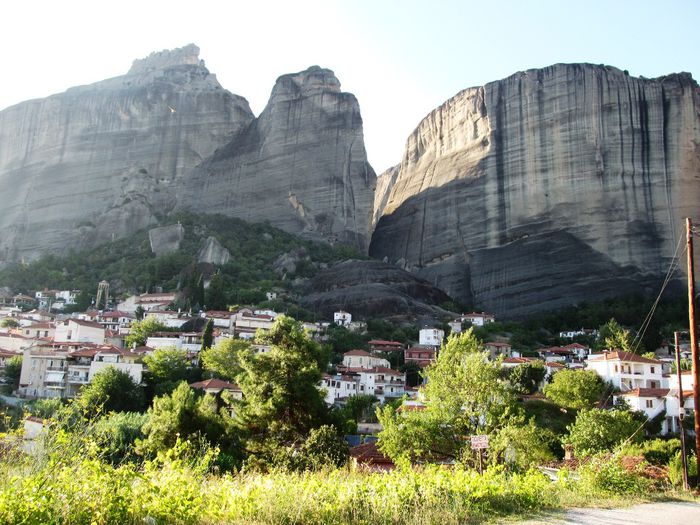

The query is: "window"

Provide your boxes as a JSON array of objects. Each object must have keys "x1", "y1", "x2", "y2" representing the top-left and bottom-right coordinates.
[
  {"x1": 614, "y1": 365, "x2": 618, "y2": 372},
  {"x1": 646, "y1": 400, "x2": 653, "y2": 408},
  {"x1": 650, "y1": 366, "x2": 655, "y2": 374},
  {"x1": 650, "y1": 381, "x2": 657, "y2": 388}
]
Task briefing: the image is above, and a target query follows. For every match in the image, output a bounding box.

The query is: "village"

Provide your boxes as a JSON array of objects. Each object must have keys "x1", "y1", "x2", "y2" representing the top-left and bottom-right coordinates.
[{"x1": 1, "y1": 282, "x2": 697, "y2": 473}]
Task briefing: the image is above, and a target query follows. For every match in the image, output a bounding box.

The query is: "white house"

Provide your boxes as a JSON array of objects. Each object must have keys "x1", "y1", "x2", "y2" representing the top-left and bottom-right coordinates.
[
  {"x1": 461, "y1": 312, "x2": 495, "y2": 327},
  {"x1": 334, "y1": 311, "x2": 352, "y2": 327},
  {"x1": 54, "y1": 319, "x2": 106, "y2": 345},
  {"x1": 587, "y1": 351, "x2": 666, "y2": 391},
  {"x1": 357, "y1": 367, "x2": 406, "y2": 403},
  {"x1": 419, "y1": 327, "x2": 444, "y2": 348},
  {"x1": 341, "y1": 349, "x2": 390, "y2": 370}
]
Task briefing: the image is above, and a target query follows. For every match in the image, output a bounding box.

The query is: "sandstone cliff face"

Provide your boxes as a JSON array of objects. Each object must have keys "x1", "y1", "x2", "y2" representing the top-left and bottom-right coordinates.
[
  {"x1": 370, "y1": 64, "x2": 700, "y2": 317},
  {"x1": 0, "y1": 45, "x2": 254, "y2": 261},
  {"x1": 178, "y1": 66, "x2": 375, "y2": 251}
]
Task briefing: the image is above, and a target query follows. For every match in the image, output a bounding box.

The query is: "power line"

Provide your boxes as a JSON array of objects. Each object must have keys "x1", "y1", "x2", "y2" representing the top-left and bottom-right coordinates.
[{"x1": 630, "y1": 231, "x2": 685, "y2": 353}]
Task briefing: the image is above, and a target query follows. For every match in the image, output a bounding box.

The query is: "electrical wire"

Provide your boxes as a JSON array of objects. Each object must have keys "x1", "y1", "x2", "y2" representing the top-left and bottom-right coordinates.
[{"x1": 630, "y1": 231, "x2": 685, "y2": 354}]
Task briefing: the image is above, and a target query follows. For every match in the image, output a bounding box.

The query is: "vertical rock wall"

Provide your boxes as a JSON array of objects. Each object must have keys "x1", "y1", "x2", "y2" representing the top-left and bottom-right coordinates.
[
  {"x1": 178, "y1": 66, "x2": 375, "y2": 251},
  {"x1": 370, "y1": 64, "x2": 700, "y2": 317}
]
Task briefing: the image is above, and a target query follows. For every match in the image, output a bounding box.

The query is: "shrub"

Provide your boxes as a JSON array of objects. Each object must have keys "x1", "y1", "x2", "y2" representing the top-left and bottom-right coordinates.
[
  {"x1": 577, "y1": 453, "x2": 651, "y2": 495},
  {"x1": 566, "y1": 408, "x2": 641, "y2": 457}
]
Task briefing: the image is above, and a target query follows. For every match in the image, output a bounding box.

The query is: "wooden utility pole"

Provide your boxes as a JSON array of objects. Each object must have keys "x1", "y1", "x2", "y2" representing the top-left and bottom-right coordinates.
[
  {"x1": 674, "y1": 331, "x2": 689, "y2": 490},
  {"x1": 685, "y1": 217, "x2": 700, "y2": 486}
]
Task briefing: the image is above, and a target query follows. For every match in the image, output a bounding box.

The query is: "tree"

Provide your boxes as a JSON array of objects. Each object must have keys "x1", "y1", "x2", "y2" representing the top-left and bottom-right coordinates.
[
  {"x1": 201, "y1": 319, "x2": 214, "y2": 354},
  {"x1": 236, "y1": 316, "x2": 329, "y2": 454},
  {"x1": 566, "y1": 408, "x2": 642, "y2": 456},
  {"x1": 276, "y1": 424, "x2": 350, "y2": 471},
  {"x1": 205, "y1": 272, "x2": 227, "y2": 311},
  {"x1": 75, "y1": 367, "x2": 145, "y2": 415},
  {"x1": 3, "y1": 355, "x2": 22, "y2": 389},
  {"x1": 378, "y1": 330, "x2": 521, "y2": 463},
  {"x1": 125, "y1": 317, "x2": 168, "y2": 347},
  {"x1": 90, "y1": 411, "x2": 148, "y2": 464},
  {"x1": 491, "y1": 420, "x2": 556, "y2": 470},
  {"x1": 0, "y1": 318, "x2": 20, "y2": 329},
  {"x1": 400, "y1": 360, "x2": 422, "y2": 387},
  {"x1": 543, "y1": 369, "x2": 606, "y2": 410},
  {"x1": 507, "y1": 362, "x2": 546, "y2": 395},
  {"x1": 142, "y1": 347, "x2": 190, "y2": 396},
  {"x1": 201, "y1": 338, "x2": 249, "y2": 382},
  {"x1": 137, "y1": 382, "x2": 240, "y2": 463},
  {"x1": 596, "y1": 318, "x2": 639, "y2": 353}
]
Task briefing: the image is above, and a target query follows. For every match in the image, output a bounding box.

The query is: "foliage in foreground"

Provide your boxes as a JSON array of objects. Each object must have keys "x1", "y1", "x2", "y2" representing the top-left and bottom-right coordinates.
[{"x1": 0, "y1": 436, "x2": 684, "y2": 525}]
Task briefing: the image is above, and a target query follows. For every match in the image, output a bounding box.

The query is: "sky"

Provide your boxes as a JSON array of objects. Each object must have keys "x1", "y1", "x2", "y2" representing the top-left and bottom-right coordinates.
[{"x1": 2, "y1": 0, "x2": 699, "y2": 173}]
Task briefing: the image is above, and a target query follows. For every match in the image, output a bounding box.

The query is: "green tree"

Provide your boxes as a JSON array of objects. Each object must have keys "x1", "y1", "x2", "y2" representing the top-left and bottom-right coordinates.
[
  {"x1": 491, "y1": 420, "x2": 556, "y2": 470},
  {"x1": 125, "y1": 317, "x2": 168, "y2": 347},
  {"x1": 201, "y1": 338, "x2": 249, "y2": 382},
  {"x1": 90, "y1": 411, "x2": 148, "y2": 464},
  {"x1": 236, "y1": 316, "x2": 329, "y2": 454},
  {"x1": 378, "y1": 330, "x2": 521, "y2": 463},
  {"x1": 137, "y1": 382, "x2": 240, "y2": 463},
  {"x1": 566, "y1": 408, "x2": 642, "y2": 456},
  {"x1": 205, "y1": 272, "x2": 227, "y2": 311},
  {"x1": 0, "y1": 318, "x2": 20, "y2": 328},
  {"x1": 75, "y1": 367, "x2": 145, "y2": 415},
  {"x1": 201, "y1": 319, "x2": 214, "y2": 354},
  {"x1": 143, "y1": 347, "x2": 190, "y2": 396},
  {"x1": 596, "y1": 318, "x2": 639, "y2": 353},
  {"x1": 400, "y1": 360, "x2": 422, "y2": 387},
  {"x1": 3, "y1": 355, "x2": 22, "y2": 389},
  {"x1": 507, "y1": 362, "x2": 546, "y2": 395},
  {"x1": 543, "y1": 369, "x2": 606, "y2": 410}
]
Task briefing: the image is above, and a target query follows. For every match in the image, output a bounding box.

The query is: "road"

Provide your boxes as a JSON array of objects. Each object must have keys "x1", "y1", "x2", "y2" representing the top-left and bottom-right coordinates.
[{"x1": 506, "y1": 501, "x2": 700, "y2": 524}]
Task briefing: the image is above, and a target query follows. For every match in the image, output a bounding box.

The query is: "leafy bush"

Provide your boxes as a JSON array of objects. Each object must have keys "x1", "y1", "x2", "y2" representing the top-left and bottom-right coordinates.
[
  {"x1": 577, "y1": 453, "x2": 651, "y2": 495},
  {"x1": 566, "y1": 408, "x2": 642, "y2": 457},
  {"x1": 622, "y1": 438, "x2": 681, "y2": 466},
  {"x1": 544, "y1": 369, "x2": 605, "y2": 410},
  {"x1": 668, "y1": 451, "x2": 698, "y2": 487}
]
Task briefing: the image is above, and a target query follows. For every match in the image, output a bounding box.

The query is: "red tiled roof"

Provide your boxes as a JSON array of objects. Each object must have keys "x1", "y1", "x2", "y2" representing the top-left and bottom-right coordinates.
[
  {"x1": 69, "y1": 319, "x2": 105, "y2": 329},
  {"x1": 563, "y1": 343, "x2": 588, "y2": 350},
  {"x1": 485, "y1": 341, "x2": 511, "y2": 348},
  {"x1": 350, "y1": 442, "x2": 394, "y2": 466},
  {"x1": 588, "y1": 351, "x2": 661, "y2": 365},
  {"x1": 397, "y1": 404, "x2": 426, "y2": 412},
  {"x1": 368, "y1": 340, "x2": 404, "y2": 346},
  {"x1": 69, "y1": 348, "x2": 100, "y2": 358},
  {"x1": 189, "y1": 378, "x2": 241, "y2": 391},
  {"x1": 503, "y1": 357, "x2": 531, "y2": 364},
  {"x1": 621, "y1": 388, "x2": 670, "y2": 398},
  {"x1": 343, "y1": 349, "x2": 371, "y2": 357}
]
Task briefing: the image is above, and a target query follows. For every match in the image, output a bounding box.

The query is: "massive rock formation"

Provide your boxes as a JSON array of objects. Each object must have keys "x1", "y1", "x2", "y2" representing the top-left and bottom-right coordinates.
[
  {"x1": 370, "y1": 64, "x2": 700, "y2": 318},
  {"x1": 0, "y1": 47, "x2": 375, "y2": 261},
  {"x1": 0, "y1": 44, "x2": 254, "y2": 261},
  {"x1": 301, "y1": 259, "x2": 454, "y2": 322},
  {"x1": 178, "y1": 66, "x2": 375, "y2": 251}
]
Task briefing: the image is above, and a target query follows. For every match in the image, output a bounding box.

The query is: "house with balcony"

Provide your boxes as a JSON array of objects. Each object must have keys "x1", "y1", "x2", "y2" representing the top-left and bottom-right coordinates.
[
  {"x1": 587, "y1": 351, "x2": 667, "y2": 391},
  {"x1": 368, "y1": 340, "x2": 405, "y2": 353},
  {"x1": 404, "y1": 345, "x2": 436, "y2": 368},
  {"x1": 333, "y1": 310, "x2": 352, "y2": 327},
  {"x1": 484, "y1": 341, "x2": 513, "y2": 360},
  {"x1": 97, "y1": 311, "x2": 134, "y2": 331}
]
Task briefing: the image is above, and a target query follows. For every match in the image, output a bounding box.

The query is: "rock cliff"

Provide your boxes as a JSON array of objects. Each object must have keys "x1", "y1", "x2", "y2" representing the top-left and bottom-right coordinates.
[
  {"x1": 0, "y1": 48, "x2": 375, "y2": 261},
  {"x1": 0, "y1": 44, "x2": 254, "y2": 261},
  {"x1": 178, "y1": 66, "x2": 375, "y2": 251},
  {"x1": 370, "y1": 64, "x2": 700, "y2": 317}
]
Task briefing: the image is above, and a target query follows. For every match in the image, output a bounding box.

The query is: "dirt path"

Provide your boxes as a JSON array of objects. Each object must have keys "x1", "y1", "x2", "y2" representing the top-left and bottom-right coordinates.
[{"x1": 506, "y1": 501, "x2": 700, "y2": 524}]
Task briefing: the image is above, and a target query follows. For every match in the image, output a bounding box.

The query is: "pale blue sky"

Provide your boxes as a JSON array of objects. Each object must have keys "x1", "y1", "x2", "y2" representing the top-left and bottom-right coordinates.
[{"x1": 2, "y1": 0, "x2": 698, "y2": 172}]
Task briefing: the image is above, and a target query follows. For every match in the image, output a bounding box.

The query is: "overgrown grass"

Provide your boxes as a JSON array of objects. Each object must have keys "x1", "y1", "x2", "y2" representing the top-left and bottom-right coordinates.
[{"x1": 0, "y1": 432, "x2": 695, "y2": 525}]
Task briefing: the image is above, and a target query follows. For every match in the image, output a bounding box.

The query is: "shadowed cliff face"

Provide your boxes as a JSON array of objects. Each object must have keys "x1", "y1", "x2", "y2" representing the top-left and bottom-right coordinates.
[
  {"x1": 0, "y1": 44, "x2": 255, "y2": 261},
  {"x1": 177, "y1": 66, "x2": 375, "y2": 251},
  {"x1": 0, "y1": 49, "x2": 376, "y2": 261},
  {"x1": 371, "y1": 64, "x2": 700, "y2": 318}
]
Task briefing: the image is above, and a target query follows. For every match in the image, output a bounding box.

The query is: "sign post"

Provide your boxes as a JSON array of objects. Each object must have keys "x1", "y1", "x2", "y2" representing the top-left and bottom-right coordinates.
[{"x1": 470, "y1": 435, "x2": 489, "y2": 474}]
